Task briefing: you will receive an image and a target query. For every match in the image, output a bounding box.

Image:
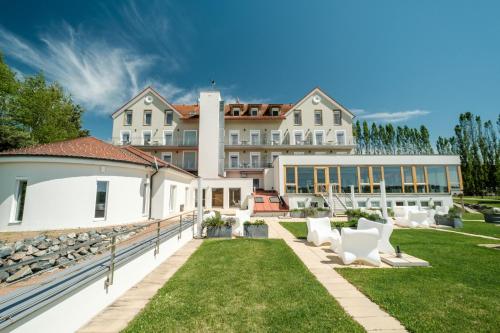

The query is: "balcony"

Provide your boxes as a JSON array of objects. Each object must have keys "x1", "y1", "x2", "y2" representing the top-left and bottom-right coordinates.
[
  {"x1": 112, "y1": 137, "x2": 198, "y2": 147},
  {"x1": 224, "y1": 135, "x2": 356, "y2": 147},
  {"x1": 225, "y1": 161, "x2": 273, "y2": 170}
]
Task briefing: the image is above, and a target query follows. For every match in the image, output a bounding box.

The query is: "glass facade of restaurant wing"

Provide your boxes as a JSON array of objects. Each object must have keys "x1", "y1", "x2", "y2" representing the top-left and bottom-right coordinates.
[{"x1": 284, "y1": 164, "x2": 462, "y2": 195}]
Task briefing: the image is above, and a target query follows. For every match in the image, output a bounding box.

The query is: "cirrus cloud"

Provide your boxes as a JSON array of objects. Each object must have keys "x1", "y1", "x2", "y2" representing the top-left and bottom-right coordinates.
[{"x1": 355, "y1": 109, "x2": 431, "y2": 122}]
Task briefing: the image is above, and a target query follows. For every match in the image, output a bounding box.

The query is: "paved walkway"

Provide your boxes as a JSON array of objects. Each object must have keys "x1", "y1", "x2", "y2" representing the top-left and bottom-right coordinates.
[
  {"x1": 432, "y1": 227, "x2": 500, "y2": 240},
  {"x1": 77, "y1": 239, "x2": 203, "y2": 333},
  {"x1": 268, "y1": 221, "x2": 407, "y2": 332}
]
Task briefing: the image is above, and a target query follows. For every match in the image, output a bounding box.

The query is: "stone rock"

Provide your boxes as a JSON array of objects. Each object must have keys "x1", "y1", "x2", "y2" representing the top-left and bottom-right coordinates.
[
  {"x1": 89, "y1": 230, "x2": 98, "y2": 237},
  {"x1": 20, "y1": 255, "x2": 34, "y2": 262},
  {"x1": 33, "y1": 250, "x2": 47, "y2": 257},
  {"x1": 78, "y1": 247, "x2": 88, "y2": 255},
  {"x1": 67, "y1": 233, "x2": 76, "y2": 239},
  {"x1": 67, "y1": 253, "x2": 75, "y2": 260},
  {"x1": 10, "y1": 252, "x2": 27, "y2": 262},
  {"x1": 51, "y1": 239, "x2": 60, "y2": 246},
  {"x1": 0, "y1": 258, "x2": 3, "y2": 267},
  {"x1": 67, "y1": 239, "x2": 75, "y2": 246},
  {"x1": 0, "y1": 270, "x2": 9, "y2": 282},
  {"x1": 89, "y1": 247, "x2": 99, "y2": 254},
  {"x1": 58, "y1": 235, "x2": 68, "y2": 242},
  {"x1": 72, "y1": 252, "x2": 81, "y2": 260},
  {"x1": 26, "y1": 245, "x2": 37, "y2": 255},
  {"x1": 31, "y1": 235, "x2": 46, "y2": 247},
  {"x1": 77, "y1": 233, "x2": 89, "y2": 242},
  {"x1": 6, "y1": 266, "x2": 32, "y2": 283},
  {"x1": 56, "y1": 257, "x2": 70, "y2": 267},
  {"x1": 36, "y1": 241, "x2": 50, "y2": 250},
  {"x1": 14, "y1": 241, "x2": 26, "y2": 252},
  {"x1": 30, "y1": 260, "x2": 53, "y2": 272},
  {"x1": 0, "y1": 245, "x2": 14, "y2": 258},
  {"x1": 49, "y1": 245, "x2": 60, "y2": 252}
]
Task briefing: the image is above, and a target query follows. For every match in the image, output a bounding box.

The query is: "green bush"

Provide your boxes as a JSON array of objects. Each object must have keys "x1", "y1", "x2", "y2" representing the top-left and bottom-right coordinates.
[
  {"x1": 202, "y1": 213, "x2": 235, "y2": 227},
  {"x1": 447, "y1": 206, "x2": 462, "y2": 219},
  {"x1": 244, "y1": 219, "x2": 266, "y2": 225},
  {"x1": 302, "y1": 207, "x2": 317, "y2": 217}
]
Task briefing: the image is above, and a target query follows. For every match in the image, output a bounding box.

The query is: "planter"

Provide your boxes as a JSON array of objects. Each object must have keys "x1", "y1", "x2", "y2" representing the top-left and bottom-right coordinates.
[
  {"x1": 483, "y1": 213, "x2": 500, "y2": 224},
  {"x1": 434, "y1": 215, "x2": 463, "y2": 228},
  {"x1": 315, "y1": 210, "x2": 330, "y2": 218},
  {"x1": 244, "y1": 224, "x2": 268, "y2": 238},
  {"x1": 290, "y1": 211, "x2": 304, "y2": 218},
  {"x1": 206, "y1": 226, "x2": 232, "y2": 238}
]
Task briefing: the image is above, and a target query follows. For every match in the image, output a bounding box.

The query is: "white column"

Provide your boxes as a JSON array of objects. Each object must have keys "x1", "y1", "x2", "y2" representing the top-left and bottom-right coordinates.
[
  {"x1": 350, "y1": 185, "x2": 357, "y2": 209},
  {"x1": 196, "y1": 177, "x2": 203, "y2": 237},
  {"x1": 380, "y1": 179, "x2": 389, "y2": 220},
  {"x1": 328, "y1": 184, "x2": 334, "y2": 217}
]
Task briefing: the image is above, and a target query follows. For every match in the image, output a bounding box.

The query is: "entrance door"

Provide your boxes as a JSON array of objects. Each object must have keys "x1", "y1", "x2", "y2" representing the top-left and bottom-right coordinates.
[
  {"x1": 315, "y1": 167, "x2": 328, "y2": 193},
  {"x1": 212, "y1": 188, "x2": 224, "y2": 208}
]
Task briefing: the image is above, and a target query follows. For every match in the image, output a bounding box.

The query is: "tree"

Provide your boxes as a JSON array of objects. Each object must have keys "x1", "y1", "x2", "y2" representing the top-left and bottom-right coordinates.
[{"x1": 0, "y1": 54, "x2": 88, "y2": 151}]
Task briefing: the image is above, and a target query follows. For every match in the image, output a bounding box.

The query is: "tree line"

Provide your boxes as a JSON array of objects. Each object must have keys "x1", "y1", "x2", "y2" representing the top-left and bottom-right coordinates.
[{"x1": 0, "y1": 53, "x2": 88, "y2": 151}]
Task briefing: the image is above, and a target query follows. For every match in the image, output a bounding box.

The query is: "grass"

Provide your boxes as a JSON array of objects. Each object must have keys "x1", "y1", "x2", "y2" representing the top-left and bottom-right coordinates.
[
  {"x1": 460, "y1": 213, "x2": 500, "y2": 238},
  {"x1": 280, "y1": 222, "x2": 500, "y2": 333},
  {"x1": 124, "y1": 239, "x2": 363, "y2": 333},
  {"x1": 454, "y1": 196, "x2": 500, "y2": 208},
  {"x1": 278, "y1": 221, "x2": 356, "y2": 240}
]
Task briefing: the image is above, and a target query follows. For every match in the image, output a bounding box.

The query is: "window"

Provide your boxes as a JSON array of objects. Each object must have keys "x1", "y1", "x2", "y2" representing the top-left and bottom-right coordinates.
[
  {"x1": 448, "y1": 166, "x2": 461, "y2": 191},
  {"x1": 183, "y1": 130, "x2": 197, "y2": 146},
  {"x1": 427, "y1": 166, "x2": 447, "y2": 193},
  {"x1": 161, "y1": 152, "x2": 172, "y2": 163},
  {"x1": 229, "y1": 131, "x2": 240, "y2": 145},
  {"x1": 415, "y1": 166, "x2": 426, "y2": 193},
  {"x1": 13, "y1": 179, "x2": 28, "y2": 222},
  {"x1": 142, "y1": 177, "x2": 149, "y2": 216},
  {"x1": 285, "y1": 167, "x2": 296, "y2": 193},
  {"x1": 169, "y1": 185, "x2": 176, "y2": 211},
  {"x1": 395, "y1": 201, "x2": 404, "y2": 206},
  {"x1": 94, "y1": 181, "x2": 108, "y2": 219},
  {"x1": 333, "y1": 110, "x2": 342, "y2": 125},
  {"x1": 359, "y1": 167, "x2": 370, "y2": 193},
  {"x1": 163, "y1": 131, "x2": 173, "y2": 145},
  {"x1": 250, "y1": 152, "x2": 260, "y2": 168},
  {"x1": 229, "y1": 188, "x2": 241, "y2": 208},
  {"x1": 384, "y1": 166, "x2": 402, "y2": 193},
  {"x1": 372, "y1": 166, "x2": 382, "y2": 193},
  {"x1": 142, "y1": 131, "x2": 152, "y2": 145},
  {"x1": 358, "y1": 201, "x2": 367, "y2": 208},
  {"x1": 270, "y1": 152, "x2": 280, "y2": 163},
  {"x1": 165, "y1": 110, "x2": 173, "y2": 125},
  {"x1": 403, "y1": 166, "x2": 414, "y2": 193},
  {"x1": 124, "y1": 111, "x2": 133, "y2": 126},
  {"x1": 120, "y1": 131, "x2": 131, "y2": 145},
  {"x1": 297, "y1": 167, "x2": 314, "y2": 193},
  {"x1": 293, "y1": 110, "x2": 302, "y2": 125},
  {"x1": 250, "y1": 107, "x2": 258, "y2": 116},
  {"x1": 336, "y1": 131, "x2": 346, "y2": 145},
  {"x1": 194, "y1": 189, "x2": 206, "y2": 208},
  {"x1": 329, "y1": 166, "x2": 339, "y2": 192},
  {"x1": 255, "y1": 197, "x2": 264, "y2": 203},
  {"x1": 271, "y1": 131, "x2": 281, "y2": 145},
  {"x1": 232, "y1": 107, "x2": 240, "y2": 116},
  {"x1": 183, "y1": 152, "x2": 197, "y2": 170},
  {"x1": 250, "y1": 131, "x2": 260, "y2": 145},
  {"x1": 271, "y1": 107, "x2": 280, "y2": 116},
  {"x1": 340, "y1": 167, "x2": 359, "y2": 193},
  {"x1": 212, "y1": 188, "x2": 223, "y2": 207},
  {"x1": 420, "y1": 201, "x2": 429, "y2": 207},
  {"x1": 407, "y1": 201, "x2": 417, "y2": 206},
  {"x1": 143, "y1": 110, "x2": 152, "y2": 126},
  {"x1": 314, "y1": 110, "x2": 323, "y2": 125},
  {"x1": 297, "y1": 201, "x2": 306, "y2": 208},
  {"x1": 253, "y1": 178, "x2": 260, "y2": 188},
  {"x1": 294, "y1": 151, "x2": 304, "y2": 155},
  {"x1": 294, "y1": 130, "x2": 304, "y2": 145},
  {"x1": 371, "y1": 200, "x2": 380, "y2": 208},
  {"x1": 229, "y1": 153, "x2": 239, "y2": 168},
  {"x1": 314, "y1": 131, "x2": 324, "y2": 145},
  {"x1": 434, "y1": 201, "x2": 443, "y2": 207}
]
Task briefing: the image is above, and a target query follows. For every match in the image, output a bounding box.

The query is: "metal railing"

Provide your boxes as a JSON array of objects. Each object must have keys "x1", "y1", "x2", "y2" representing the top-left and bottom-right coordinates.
[
  {"x1": 0, "y1": 210, "x2": 197, "y2": 330},
  {"x1": 225, "y1": 161, "x2": 273, "y2": 169}
]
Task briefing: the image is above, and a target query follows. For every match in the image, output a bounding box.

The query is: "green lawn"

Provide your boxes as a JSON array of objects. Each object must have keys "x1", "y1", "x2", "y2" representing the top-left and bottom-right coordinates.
[
  {"x1": 454, "y1": 196, "x2": 500, "y2": 208},
  {"x1": 124, "y1": 239, "x2": 363, "y2": 332},
  {"x1": 280, "y1": 222, "x2": 500, "y2": 333},
  {"x1": 458, "y1": 213, "x2": 500, "y2": 239}
]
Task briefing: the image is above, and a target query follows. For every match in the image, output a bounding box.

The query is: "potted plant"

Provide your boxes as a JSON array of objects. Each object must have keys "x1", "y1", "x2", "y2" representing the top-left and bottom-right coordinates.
[
  {"x1": 315, "y1": 207, "x2": 330, "y2": 218},
  {"x1": 482, "y1": 207, "x2": 500, "y2": 224},
  {"x1": 302, "y1": 207, "x2": 317, "y2": 218},
  {"x1": 203, "y1": 212, "x2": 235, "y2": 238},
  {"x1": 434, "y1": 206, "x2": 463, "y2": 228},
  {"x1": 290, "y1": 208, "x2": 304, "y2": 218},
  {"x1": 244, "y1": 219, "x2": 268, "y2": 238}
]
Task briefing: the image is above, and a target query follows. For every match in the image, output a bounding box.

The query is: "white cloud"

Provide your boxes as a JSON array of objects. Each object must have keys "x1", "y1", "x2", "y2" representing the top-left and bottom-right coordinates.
[{"x1": 358, "y1": 109, "x2": 430, "y2": 122}]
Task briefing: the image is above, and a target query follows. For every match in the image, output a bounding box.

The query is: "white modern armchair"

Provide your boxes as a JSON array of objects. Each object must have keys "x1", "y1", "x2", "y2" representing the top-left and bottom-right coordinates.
[
  {"x1": 357, "y1": 218, "x2": 395, "y2": 254},
  {"x1": 332, "y1": 228, "x2": 382, "y2": 266},
  {"x1": 306, "y1": 217, "x2": 340, "y2": 246},
  {"x1": 233, "y1": 209, "x2": 251, "y2": 236}
]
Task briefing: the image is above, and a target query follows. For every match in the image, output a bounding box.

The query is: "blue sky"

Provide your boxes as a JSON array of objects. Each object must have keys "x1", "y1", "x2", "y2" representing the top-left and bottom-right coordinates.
[{"x1": 1, "y1": 0, "x2": 499, "y2": 142}]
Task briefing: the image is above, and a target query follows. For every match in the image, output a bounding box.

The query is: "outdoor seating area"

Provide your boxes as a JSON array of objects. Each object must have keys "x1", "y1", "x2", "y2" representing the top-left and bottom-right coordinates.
[{"x1": 392, "y1": 205, "x2": 450, "y2": 228}]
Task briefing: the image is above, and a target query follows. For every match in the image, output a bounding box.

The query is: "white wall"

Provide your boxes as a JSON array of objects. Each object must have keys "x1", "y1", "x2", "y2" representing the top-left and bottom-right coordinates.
[
  {"x1": 196, "y1": 178, "x2": 253, "y2": 210},
  {"x1": 198, "y1": 91, "x2": 221, "y2": 178}
]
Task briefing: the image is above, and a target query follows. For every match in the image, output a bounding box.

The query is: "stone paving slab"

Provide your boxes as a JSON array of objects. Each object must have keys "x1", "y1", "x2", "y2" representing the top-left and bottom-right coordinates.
[
  {"x1": 77, "y1": 239, "x2": 203, "y2": 333},
  {"x1": 268, "y1": 221, "x2": 408, "y2": 333}
]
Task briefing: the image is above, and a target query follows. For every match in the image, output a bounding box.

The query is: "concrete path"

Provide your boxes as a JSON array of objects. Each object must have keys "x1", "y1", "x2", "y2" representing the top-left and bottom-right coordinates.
[
  {"x1": 432, "y1": 227, "x2": 499, "y2": 240},
  {"x1": 77, "y1": 239, "x2": 203, "y2": 333},
  {"x1": 268, "y1": 221, "x2": 407, "y2": 333}
]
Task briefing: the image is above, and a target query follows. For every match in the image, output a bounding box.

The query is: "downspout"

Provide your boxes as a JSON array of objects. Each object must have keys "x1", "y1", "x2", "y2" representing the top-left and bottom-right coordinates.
[{"x1": 148, "y1": 157, "x2": 160, "y2": 220}]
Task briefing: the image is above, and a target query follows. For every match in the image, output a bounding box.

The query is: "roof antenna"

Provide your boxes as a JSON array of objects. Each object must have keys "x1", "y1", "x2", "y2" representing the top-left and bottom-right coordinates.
[
  {"x1": 236, "y1": 97, "x2": 240, "y2": 103},
  {"x1": 210, "y1": 79, "x2": 216, "y2": 88}
]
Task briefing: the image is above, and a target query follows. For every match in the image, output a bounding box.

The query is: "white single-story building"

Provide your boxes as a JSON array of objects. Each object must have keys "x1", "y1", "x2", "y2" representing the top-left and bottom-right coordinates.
[{"x1": 0, "y1": 137, "x2": 196, "y2": 232}]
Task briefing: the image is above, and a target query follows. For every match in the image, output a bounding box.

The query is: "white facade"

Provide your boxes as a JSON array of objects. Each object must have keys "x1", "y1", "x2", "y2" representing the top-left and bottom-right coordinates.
[{"x1": 198, "y1": 91, "x2": 222, "y2": 178}]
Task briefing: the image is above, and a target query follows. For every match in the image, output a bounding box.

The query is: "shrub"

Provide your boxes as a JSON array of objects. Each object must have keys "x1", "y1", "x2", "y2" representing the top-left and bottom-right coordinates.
[
  {"x1": 244, "y1": 219, "x2": 266, "y2": 226},
  {"x1": 447, "y1": 206, "x2": 462, "y2": 219},
  {"x1": 302, "y1": 207, "x2": 317, "y2": 217},
  {"x1": 202, "y1": 214, "x2": 235, "y2": 227}
]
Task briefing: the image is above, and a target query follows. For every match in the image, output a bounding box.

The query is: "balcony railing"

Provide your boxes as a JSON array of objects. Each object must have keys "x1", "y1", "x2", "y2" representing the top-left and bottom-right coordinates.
[
  {"x1": 225, "y1": 136, "x2": 356, "y2": 147},
  {"x1": 112, "y1": 137, "x2": 198, "y2": 147},
  {"x1": 225, "y1": 161, "x2": 273, "y2": 169}
]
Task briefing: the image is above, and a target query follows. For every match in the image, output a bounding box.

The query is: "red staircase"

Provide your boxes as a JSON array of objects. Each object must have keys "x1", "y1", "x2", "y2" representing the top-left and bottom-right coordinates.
[{"x1": 253, "y1": 190, "x2": 289, "y2": 214}]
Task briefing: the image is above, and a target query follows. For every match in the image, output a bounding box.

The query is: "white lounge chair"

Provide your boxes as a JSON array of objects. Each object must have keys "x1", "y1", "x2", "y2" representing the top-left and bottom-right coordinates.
[
  {"x1": 233, "y1": 209, "x2": 251, "y2": 236},
  {"x1": 393, "y1": 206, "x2": 419, "y2": 227},
  {"x1": 331, "y1": 228, "x2": 381, "y2": 266},
  {"x1": 306, "y1": 217, "x2": 340, "y2": 246},
  {"x1": 408, "y1": 210, "x2": 431, "y2": 228},
  {"x1": 357, "y1": 218, "x2": 395, "y2": 254}
]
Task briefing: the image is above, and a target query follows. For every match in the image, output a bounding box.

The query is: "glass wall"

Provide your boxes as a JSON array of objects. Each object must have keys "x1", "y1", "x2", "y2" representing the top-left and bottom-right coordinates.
[
  {"x1": 448, "y1": 166, "x2": 461, "y2": 191},
  {"x1": 340, "y1": 167, "x2": 358, "y2": 193},
  {"x1": 403, "y1": 166, "x2": 414, "y2": 193},
  {"x1": 415, "y1": 166, "x2": 426, "y2": 193},
  {"x1": 297, "y1": 167, "x2": 314, "y2": 193},
  {"x1": 372, "y1": 166, "x2": 382, "y2": 193},
  {"x1": 359, "y1": 167, "x2": 370, "y2": 193},
  {"x1": 427, "y1": 166, "x2": 448, "y2": 193},
  {"x1": 384, "y1": 166, "x2": 402, "y2": 193},
  {"x1": 285, "y1": 167, "x2": 296, "y2": 193}
]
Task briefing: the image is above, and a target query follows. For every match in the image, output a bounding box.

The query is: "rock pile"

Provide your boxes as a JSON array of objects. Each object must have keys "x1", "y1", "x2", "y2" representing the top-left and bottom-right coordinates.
[{"x1": 0, "y1": 224, "x2": 146, "y2": 284}]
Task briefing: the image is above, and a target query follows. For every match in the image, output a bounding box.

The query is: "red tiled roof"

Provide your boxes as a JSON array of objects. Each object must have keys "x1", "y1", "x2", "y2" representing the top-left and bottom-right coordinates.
[
  {"x1": 0, "y1": 137, "x2": 155, "y2": 166},
  {"x1": 170, "y1": 103, "x2": 293, "y2": 119}
]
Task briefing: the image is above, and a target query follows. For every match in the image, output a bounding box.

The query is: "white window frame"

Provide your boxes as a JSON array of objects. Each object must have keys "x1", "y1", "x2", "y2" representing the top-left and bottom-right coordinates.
[
  {"x1": 229, "y1": 130, "x2": 240, "y2": 145},
  {"x1": 10, "y1": 177, "x2": 28, "y2": 224},
  {"x1": 333, "y1": 110, "x2": 342, "y2": 126},
  {"x1": 161, "y1": 152, "x2": 172, "y2": 163},
  {"x1": 182, "y1": 151, "x2": 197, "y2": 170},
  {"x1": 94, "y1": 180, "x2": 109, "y2": 221},
  {"x1": 271, "y1": 107, "x2": 280, "y2": 116},
  {"x1": 229, "y1": 152, "x2": 240, "y2": 168},
  {"x1": 250, "y1": 152, "x2": 261, "y2": 168},
  {"x1": 143, "y1": 110, "x2": 152, "y2": 126},
  {"x1": 142, "y1": 130, "x2": 152, "y2": 145},
  {"x1": 249, "y1": 130, "x2": 261, "y2": 145},
  {"x1": 183, "y1": 130, "x2": 197, "y2": 146},
  {"x1": 169, "y1": 185, "x2": 177, "y2": 212},
  {"x1": 163, "y1": 130, "x2": 174, "y2": 145},
  {"x1": 120, "y1": 130, "x2": 131, "y2": 145},
  {"x1": 142, "y1": 176, "x2": 150, "y2": 216},
  {"x1": 270, "y1": 152, "x2": 281, "y2": 163},
  {"x1": 294, "y1": 151, "x2": 305, "y2": 155},
  {"x1": 270, "y1": 130, "x2": 281, "y2": 145},
  {"x1": 124, "y1": 110, "x2": 133, "y2": 126},
  {"x1": 293, "y1": 130, "x2": 304, "y2": 145},
  {"x1": 313, "y1": 130, "x2": 325, "y2": 145},
  {"x1": 232, "y1": 107, "x2": 240, "y2": 116},
  {"x1": 335, "y1": 130, "x2": 346, "y2": 145},
  {"x1": 314, "y1": 110, "x2": 323, "y2": 125},
  {"x1": 250, "y1": 107, "x2": 258, "y2": 116},
  {"x1": 164, "y1": 110, "x2": 174, "y2": 126},
  {"x1": 293, "y1": 110, "x2": 302, "y2": 125}
]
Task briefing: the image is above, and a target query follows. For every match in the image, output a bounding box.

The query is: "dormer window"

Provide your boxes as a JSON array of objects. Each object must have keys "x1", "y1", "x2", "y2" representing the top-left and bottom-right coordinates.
[
  {"x1": 165, "y1": 110, "x2": 173, "y2": 126},
  {"x1": 124, "y1": 110, "x2": 133, "y2": 125},
  {"x1": 333, "y1": 110, "x2": 342, "y2": 125},
  {"x1": 232, "y1": 108, "x2": 240, "y2": 116},
  {"x1": 250, "y1": 107, "x2": 258, "y2": 116},
  {"x1": 144, "y1": 110, "x2": 152, "y2": 126},
  {"x1": 271, "y1": 107, "x2": 279, "y2": 116}
]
